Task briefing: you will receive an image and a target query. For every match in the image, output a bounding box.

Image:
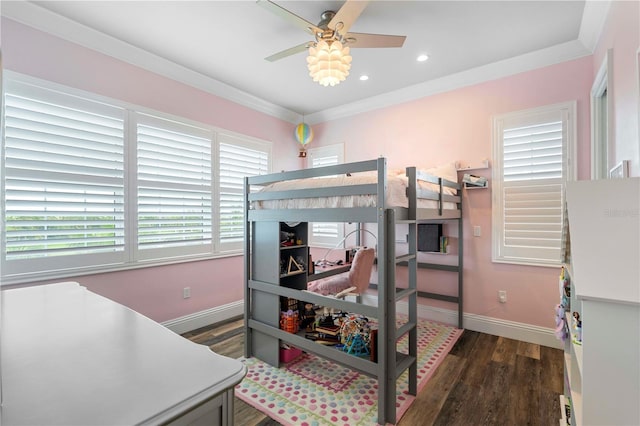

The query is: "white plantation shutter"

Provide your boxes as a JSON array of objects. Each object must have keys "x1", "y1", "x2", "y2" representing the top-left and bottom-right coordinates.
[
  {"x1": 2, "y1": 73, "x2": 272, "y2": 283},
  {"x1": 503, "y1": 121, "x2": 563, "y2": 181},
  {"x1": 136, "y1": 114, "x2": 212, "y2": 258},
  {"x1": 312, "y1": 222, "x2": 341, "y2": 242},
  {"x1": 308, "y1": 144, "x2": 344, "y2": 247},
  {"x1": 502, "y1": 180, "x2": 563, "y2": 257},
  {"x1": 2, "y1": 80, "x2": 126, "y2": 275},
  {"x1": 311, "y1": 153, "x2": 339, "y2": 168},
  {"x1": 219, "y1": 135, "x2": 270, "y2": 251},
  {"x1": 492, "y1": 102, "x2": 575, "y2": 266}
]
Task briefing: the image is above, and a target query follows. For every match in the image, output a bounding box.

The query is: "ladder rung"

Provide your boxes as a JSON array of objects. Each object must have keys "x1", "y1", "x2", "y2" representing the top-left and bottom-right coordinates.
[
  {"x1": 395, "y1": 287, "x2": 417, "y2": 301},
  {"x1": 395, "y1": 253, "x2": 415, "y2": 263},
  {"x1": 396, "y1": 321, "x2": 416, "y2": 340}
]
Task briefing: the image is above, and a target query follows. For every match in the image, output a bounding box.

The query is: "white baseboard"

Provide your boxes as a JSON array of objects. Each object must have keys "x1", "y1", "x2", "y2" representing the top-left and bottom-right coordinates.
[
  {"x1": 167, "y1": 297, "x2": 562, "y2": 350},
  {"x1": 162, "y1": 300, "x2": 244, "y2": 334},
  {"x1": 389, "y1": 297, "x2": 563, "y2": 349}
]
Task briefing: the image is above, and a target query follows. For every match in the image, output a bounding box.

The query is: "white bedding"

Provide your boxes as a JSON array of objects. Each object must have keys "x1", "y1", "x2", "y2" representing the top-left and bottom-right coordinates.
[{"x1": 253, "y1": 172, "x2": 457, "y2": 210}]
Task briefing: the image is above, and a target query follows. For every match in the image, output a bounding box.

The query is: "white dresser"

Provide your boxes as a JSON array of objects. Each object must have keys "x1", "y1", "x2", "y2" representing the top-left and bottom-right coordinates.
[
  {"x1": 565, "y1": 178, "x2": 640, "y2": 425},
  {"x1": 1, "y1": 281, "x2": 246, "y2": 425}
]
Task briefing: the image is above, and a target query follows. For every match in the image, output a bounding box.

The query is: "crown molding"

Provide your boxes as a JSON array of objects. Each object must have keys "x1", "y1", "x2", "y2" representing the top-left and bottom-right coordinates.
[
  {"x1": 3, "y1": 1, "x2": 600, "y2": 127},
  {"x1": 306, "y1": 39, "x2": 591, "y2": 124},
  {"x1": 1, "y1": 1, "x2": 301, "y2": 124},
  {"x1": 578, "y1": 0, "x2": 611, "y2": 53}
]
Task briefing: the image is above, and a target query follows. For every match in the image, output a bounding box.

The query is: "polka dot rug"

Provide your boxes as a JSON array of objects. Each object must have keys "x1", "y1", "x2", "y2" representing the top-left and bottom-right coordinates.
[{"x1": 235, "y1": 317, "x2": 462, "y2": 426}]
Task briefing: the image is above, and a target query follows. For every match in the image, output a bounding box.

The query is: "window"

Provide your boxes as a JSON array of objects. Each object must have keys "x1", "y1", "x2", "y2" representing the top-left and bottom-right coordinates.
[
  {"x1": 307, "y1": 144, "x2": 344, "y2": 247},
  {"x1": 218, "y1": 133, "x2": 270, "y2": 252},
  {"x1": 3, "y1": 79, "x2": 127, "y2": 276},
  {"x1": 135, "y1": 114, "x2": 213, "y2": 260},
  {"x1": 492, "y1": 102, "x2": 576, "y2": 267},
  {"x1": 1, "y1": 74, "x2": 271, "y2": 283}
]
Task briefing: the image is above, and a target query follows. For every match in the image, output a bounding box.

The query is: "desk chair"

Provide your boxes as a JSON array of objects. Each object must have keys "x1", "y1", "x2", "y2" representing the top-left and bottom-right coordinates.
[{"x1": 307, "y1": 247, "x2": 375, "y2": 302}]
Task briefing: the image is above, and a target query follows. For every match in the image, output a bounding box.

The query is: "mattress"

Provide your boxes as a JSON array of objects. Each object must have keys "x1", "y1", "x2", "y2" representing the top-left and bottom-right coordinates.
[{"x1": 252, "y1": 173, "x2": 457, "y2": 210}]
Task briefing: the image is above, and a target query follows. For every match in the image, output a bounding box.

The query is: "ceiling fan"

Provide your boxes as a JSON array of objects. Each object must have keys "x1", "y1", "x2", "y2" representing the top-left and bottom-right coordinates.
[{"x1": 257, "y1": 0, "x2": 406, "y2": 86}]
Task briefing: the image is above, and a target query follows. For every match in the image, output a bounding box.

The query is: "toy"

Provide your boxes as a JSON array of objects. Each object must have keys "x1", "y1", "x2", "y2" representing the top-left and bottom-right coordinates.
[
  {"x1": 554, "y1": 303, "x2": 568, "y2": 342},
  {"x1": 300, "y1": 303, "x2": 316, "y2": 331},
  {"x1": 280, "y1": 309, "x2": 299, "y2": 333},
  {"x1": 343, "y1": 333, "x2": 369, "y2": 356},
  {"x1": 572, "y1": 311, "x2": 582, "y2": 344},
  {"x1": 339, "y1": 314, "x2": 371, "y2": 356}
]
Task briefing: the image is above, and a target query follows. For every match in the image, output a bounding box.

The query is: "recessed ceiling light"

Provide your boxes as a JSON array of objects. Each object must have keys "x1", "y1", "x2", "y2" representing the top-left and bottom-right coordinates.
[
  {"x1": 359, "y1": 75, "x2": 369, "y2": 81},
  {"x1": 417, "y1": 54, "x2": 429, "y2": 62}
]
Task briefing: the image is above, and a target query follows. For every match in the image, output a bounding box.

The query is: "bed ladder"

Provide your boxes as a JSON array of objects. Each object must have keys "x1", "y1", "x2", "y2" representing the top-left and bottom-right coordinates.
[{"x1": 376, "y1": 209, "x2": 418, "y2": 424}]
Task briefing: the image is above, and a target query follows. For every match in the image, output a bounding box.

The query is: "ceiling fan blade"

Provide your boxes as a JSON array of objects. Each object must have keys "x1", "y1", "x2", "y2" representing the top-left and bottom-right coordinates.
[
  {"x1": 257, "y1": 0, "x2": 321, "y2": 36},
  {"x1": 328, "y1": 0, "x2": 370, "y2": 35},
  {"x1": 345, "y1": 32, "x2": 406, "y2": 48},
  {"x1": 265, "y1": 42, "x2": 312, "y2": 62}
]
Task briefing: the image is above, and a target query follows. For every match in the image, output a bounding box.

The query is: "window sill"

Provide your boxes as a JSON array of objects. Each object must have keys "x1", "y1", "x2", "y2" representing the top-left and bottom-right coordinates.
[
  {"x1": 1, "y1": 251, "x2": 243, "y2": 287},
  {"x1": 491, "y1": 257, "x2": 561, "y2": 268}
]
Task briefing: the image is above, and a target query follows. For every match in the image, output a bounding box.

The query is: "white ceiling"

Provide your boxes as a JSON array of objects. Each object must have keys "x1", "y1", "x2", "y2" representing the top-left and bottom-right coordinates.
[{"x1": 4, "y1": 1, "x2": 602, "y2": 123}]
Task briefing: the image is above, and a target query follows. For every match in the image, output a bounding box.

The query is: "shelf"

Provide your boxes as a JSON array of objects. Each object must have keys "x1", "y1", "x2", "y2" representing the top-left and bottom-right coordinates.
[
  {"x1": 564, "y1": 312, "x2": 583, "y2": 376},
  {"x1": 280, "y1": 269, "x2": 307, "y2": 278},
  {"x1": 456, "y1": 160, "x2": 490, "y2": 171},
  {"x1": 572, "y1": 340, "x2": 583, "y2": 376},
  {"x1": 565, "y1": 373, "x2": 582, "y2": 426},
  {"x1": 563, "y1": 304, "x2": 582, "y2": 426},
  {"x1": 563, "y1": 180, "x2": 640, "y2": 426},
  {"x1": 463, "y1": 182, "x2": 489, "y2": 190},
  {"x1": 280, "y1": 244, "x2": 306, "y2": 250},
  {"x1": 559, "y1": 396, "x2": 566, "y2": 423},
  {"x1": 570, "y1": 382, "x2": 583, "y2": 426}
]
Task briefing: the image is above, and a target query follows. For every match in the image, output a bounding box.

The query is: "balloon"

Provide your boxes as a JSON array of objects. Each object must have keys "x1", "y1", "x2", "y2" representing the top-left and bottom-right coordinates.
[{"x1": 294, "y1": 123, "x2": 313, "y2": 146}]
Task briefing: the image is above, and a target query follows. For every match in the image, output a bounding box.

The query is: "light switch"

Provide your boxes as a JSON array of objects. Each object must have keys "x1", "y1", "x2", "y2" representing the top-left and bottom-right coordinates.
[{"x1": 473, "y1": 226, "x2": 481, "y2": 237}]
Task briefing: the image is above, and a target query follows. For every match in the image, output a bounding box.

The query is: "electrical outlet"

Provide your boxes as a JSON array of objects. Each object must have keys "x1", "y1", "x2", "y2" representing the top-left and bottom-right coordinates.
[
  {"x1": 183, "y1": 287, "x2": 191, "y2": 299},
  {"x1": 498, "y1": 290, "x2": 507, "y2": 303},
  {"x1": 473, "y1": 226, "x2": 481, "y2": 237}
]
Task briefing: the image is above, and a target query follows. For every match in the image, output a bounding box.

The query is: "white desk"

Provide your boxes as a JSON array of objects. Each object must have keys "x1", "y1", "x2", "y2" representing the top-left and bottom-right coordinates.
[{"x1": 1, "y1": 282, "x2": 246, "y2": 425}]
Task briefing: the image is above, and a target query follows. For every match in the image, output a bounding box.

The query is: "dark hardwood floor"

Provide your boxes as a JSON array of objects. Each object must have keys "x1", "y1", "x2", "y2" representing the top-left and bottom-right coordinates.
[{"x1": 182, "y1": 317, "x2": 564, "y2": 426}]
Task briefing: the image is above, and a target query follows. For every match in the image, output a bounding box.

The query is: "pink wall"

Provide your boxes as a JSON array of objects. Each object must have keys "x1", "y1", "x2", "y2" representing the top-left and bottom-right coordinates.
[
  {"x1": 3, "y1": 3, "x2": 637, "y2": 331},
  {"x1": 592, "y1": 0, "x2": 640, "y2": 176},
  {"x1": 33, "y1": 258, "x2": 246, "y2": 322},
  {"x1": 311, "y1": 57, "x2": 594, "y2": 328},
  {"x1": 1, "y1": 18, "x2": 299, "y2": 322}
]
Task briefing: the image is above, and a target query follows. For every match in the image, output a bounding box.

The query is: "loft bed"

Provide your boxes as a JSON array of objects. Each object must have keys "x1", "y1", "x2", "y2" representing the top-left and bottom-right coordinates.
[{"x1": 243, "y1": 157, "x2": 462, "y2": 425}]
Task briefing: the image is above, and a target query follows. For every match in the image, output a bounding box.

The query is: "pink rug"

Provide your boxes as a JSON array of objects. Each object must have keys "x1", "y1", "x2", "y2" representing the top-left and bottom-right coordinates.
[{"x1": 235, "y1": 317, "x2": 462, "y2": 425}]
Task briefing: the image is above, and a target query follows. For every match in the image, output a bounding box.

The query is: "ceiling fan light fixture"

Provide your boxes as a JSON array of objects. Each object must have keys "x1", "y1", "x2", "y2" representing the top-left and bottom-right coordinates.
[{"x1": 307, "y1": 39, "x2": 352, "y2": 87}]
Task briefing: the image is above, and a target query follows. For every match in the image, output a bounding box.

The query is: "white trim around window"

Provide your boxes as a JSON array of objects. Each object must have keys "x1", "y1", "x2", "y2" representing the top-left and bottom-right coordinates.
[
  {"x1": 590, "y1": 48, "x2": 614, "y2": 180},
  {"x1": 1, "y1": 72, "x2": 271, "y2": 284},
  {"x1": 491, "y1": 101, "x2": 576, "y2": 267}
]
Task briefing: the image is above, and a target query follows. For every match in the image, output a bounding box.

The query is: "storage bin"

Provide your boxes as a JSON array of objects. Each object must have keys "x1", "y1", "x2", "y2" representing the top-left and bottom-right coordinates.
[{"x1": 279, "y1": 346, "x2": 303, "y2": 363}]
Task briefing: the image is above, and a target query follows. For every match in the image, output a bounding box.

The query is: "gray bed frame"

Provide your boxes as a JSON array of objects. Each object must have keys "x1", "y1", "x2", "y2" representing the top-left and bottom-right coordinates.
[{"x1": 243, "y1": 157, "x2": 462, "y2": 424}]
